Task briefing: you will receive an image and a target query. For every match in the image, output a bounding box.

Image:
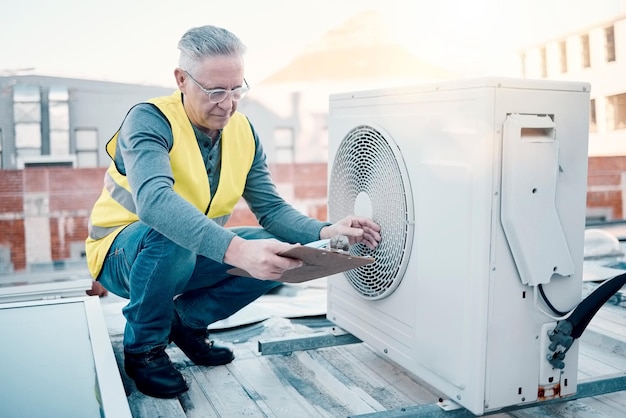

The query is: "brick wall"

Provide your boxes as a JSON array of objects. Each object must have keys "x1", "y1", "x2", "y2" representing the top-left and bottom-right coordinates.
[
  {"x1": 587, "y1": 156, "x2": 626, "y2": 221},
  {"x1": 227, "y1": 162, "x2": 328, "y2": 226},
  {"x1": 0, "y1": 171, "x2": 26, "y2": 270},
  {"x1": 0, "y1": 168, "x2": 104, "y2": 270}
]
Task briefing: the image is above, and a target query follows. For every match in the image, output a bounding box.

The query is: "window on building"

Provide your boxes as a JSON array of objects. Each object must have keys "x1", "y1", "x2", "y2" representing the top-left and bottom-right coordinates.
[
  {"x1": 605, "y1": 26, "x2": 616, "y2": 62},
  {"x1": 580, "y1": 34, "x2": 591, "y2": 68},
  {"x1": 0, "y1": 128, "x2": 3, "y2": 169},
  {"x1": 274, "y1": 127, "x2": 294, "y2": 163},
  {"x1": 540, "y1": 47, "x2": 547, "y2": 78},
  {"x1": 75, "y1": 128, "x2": 99, "y2": 167},
  {"x1": 559, "y1": 40, "x2": 567, "y2": 73},
  {"x1": 606, "y1": 93, "x2": 626, "y2": 131},
  {"x1": 48, "y1": 86, "x2": 70, "y2": 156},
  {"x1": 590, "y1": 99, "x2": 597, "y2": 132},
  {"x1": 13, "y1": 84, "x2": 42, "y2": 157}
]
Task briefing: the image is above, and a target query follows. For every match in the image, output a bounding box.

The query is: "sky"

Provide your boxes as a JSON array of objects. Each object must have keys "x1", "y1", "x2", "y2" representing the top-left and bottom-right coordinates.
[{"x1": 1, "y1": 0, "x2": 625, "y2": 88}]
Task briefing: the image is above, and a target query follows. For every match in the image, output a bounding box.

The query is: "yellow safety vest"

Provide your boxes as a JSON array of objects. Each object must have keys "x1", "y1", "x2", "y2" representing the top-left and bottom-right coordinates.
[{"x1": 85, "y1": 90, "x2": 255, "y2": 278}]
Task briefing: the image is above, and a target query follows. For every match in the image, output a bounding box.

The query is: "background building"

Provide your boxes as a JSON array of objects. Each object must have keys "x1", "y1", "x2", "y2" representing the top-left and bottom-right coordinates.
[
  {"x1": 0, "y1": 75, "x2": 173, "y2": 169},
  {"x1": 520, "y1": 14, "x2": 626, "y2": 221}
]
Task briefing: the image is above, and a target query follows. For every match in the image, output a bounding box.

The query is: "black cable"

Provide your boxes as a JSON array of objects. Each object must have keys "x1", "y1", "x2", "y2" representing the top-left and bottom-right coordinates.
[
  {"x1": 567, "y1": 272, "x2": 626, "y2": 339},
  {"x1": 538, "y1": 283, "x2": 569, "y2": 316}
]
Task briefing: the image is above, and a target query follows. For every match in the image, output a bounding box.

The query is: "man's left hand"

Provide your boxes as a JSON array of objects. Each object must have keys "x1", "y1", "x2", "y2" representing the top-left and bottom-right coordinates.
[{"x1": 320, "y1": 216, "x2": 381, "y2": 250}]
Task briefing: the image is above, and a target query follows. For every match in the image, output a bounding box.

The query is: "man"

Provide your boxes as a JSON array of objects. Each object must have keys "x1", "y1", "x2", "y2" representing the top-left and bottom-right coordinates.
[{"x1": 85, "y1": 25, "x2": 381, "y2": 399}]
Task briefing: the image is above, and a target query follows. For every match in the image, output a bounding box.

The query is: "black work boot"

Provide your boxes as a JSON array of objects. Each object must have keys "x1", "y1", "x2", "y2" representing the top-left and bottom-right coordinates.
[
  {"x1": 124, "y1": 346, "x2": 188, "y2": 398},
  {"x1": 170, "y1": 313, "x2": 235, "y2": 366}
]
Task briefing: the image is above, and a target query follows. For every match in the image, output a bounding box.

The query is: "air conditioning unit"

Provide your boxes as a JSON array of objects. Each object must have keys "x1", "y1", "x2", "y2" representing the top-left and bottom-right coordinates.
[{"x1": 327, "y1": 77, "x2": 590, "y2": 415}]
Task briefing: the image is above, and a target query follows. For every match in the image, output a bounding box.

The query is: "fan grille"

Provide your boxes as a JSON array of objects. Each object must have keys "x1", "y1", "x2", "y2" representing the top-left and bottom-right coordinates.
[{"x1": 329, "y1": 125, "x2": 414, "y2": 299}]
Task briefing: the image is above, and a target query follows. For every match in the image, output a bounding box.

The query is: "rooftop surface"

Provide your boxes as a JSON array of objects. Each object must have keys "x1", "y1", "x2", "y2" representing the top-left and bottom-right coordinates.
[{"x1": 97, "y1": 276, "x2": 626, "y2": 418}]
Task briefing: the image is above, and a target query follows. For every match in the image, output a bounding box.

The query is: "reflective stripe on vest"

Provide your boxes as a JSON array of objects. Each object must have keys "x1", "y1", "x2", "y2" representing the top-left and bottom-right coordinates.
[{"x1": 105, "y1": 171, "x2": 136, "y2": 214}]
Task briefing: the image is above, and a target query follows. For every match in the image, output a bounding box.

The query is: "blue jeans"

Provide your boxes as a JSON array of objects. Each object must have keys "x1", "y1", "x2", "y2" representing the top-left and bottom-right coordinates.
[{"x1": 98, "y1": 222, "x2": 282, "y2": 354}]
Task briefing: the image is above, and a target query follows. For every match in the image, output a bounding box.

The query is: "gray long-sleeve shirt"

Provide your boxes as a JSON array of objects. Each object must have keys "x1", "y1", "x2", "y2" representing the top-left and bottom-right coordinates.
[{"x1": 114, "y1": 101, "x2": 328, "y2": 263}]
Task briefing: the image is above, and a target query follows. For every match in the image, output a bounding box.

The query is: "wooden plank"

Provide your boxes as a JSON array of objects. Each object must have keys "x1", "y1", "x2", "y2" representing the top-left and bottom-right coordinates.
[
  {"x1": 581, "y1": 329, "x2": 626, "y2": 358},
  {"x1": 510, "y1": 401, "x2": 608, "y2": 418},
  {"x1": 295, "y1": 349, "x2": 383, "y2": 414},
  {"x1": 314, "y1": 345, "x2": 431, "y2": 409},
  {"x1": 127, "y1": 392, "x2": 187, "y2": 418},
  {"x1": 335, "y1": 343, "x2": 442, "y2": 404},
  {"x1": 227, "y1": 353, "x2": 325, "y2": 417},
  {"x1": 579, "y1": 342, "x2": 626, "y2": 373},
  {"x1": 177, "y1": 368, "x2": 220, "y2": 418},
  {"x1": 187, "y1": 364, "x2": 263, "y2": 417},
  {"x1": 578, "y1": 342, "x2": 626, "y2": 377},
  {"x1": 265, "y1": 352, "x2": 353, "y2": 417},
  {"x1": 587, "y1": 320, "x2": 626, "y2": 343},
  {"x1": 591, "y1": 391, "x2": 626, "y2": 412},
  {"x1": 540, "y1": 399, "x2": 622, "y2": 418},
  {"x1": 570, "y1": 394, "x2": 626, "y2": 417},
  {"x1": 589, "y1": 305, "x2": 626, "y2": 330}
]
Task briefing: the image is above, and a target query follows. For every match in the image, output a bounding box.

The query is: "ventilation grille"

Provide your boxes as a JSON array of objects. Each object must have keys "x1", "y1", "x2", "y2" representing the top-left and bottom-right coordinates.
[{"x1": 329, "y1": 125, "x2": 414, "y2": 300}]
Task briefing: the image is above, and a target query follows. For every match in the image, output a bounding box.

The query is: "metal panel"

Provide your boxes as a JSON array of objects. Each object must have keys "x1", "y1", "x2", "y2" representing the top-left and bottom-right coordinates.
[{"x1": 0, "y1": 296, "x2": 131, "y2": 417}]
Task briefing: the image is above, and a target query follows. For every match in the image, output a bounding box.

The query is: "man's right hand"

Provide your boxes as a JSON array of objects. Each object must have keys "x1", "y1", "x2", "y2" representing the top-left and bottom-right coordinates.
[{"x1": 223, "y1": 237, "x2": 303, "y2": 280}]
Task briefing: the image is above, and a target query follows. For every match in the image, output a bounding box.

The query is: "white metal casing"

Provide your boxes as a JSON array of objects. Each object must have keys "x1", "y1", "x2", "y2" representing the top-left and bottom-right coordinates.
[{"x1": 326, "y1": 77, "x2": 590, "y2": 415}]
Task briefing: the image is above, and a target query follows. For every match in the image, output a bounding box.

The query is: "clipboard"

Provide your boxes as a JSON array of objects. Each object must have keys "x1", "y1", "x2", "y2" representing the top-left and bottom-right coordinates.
[{"x1": 226, "y1": 246, "x2": 375, "y2": 283}]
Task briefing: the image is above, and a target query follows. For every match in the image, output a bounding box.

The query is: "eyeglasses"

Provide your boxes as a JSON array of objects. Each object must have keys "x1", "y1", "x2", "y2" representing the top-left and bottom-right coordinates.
[{"x1": 184, "y1": 70, "x2": 250, "y2": 103}]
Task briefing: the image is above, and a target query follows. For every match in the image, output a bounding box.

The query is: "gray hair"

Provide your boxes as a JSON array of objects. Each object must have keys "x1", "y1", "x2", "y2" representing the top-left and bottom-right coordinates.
[{"x1": 178, "y1": 25, "x2": 247, "y2": 73}]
